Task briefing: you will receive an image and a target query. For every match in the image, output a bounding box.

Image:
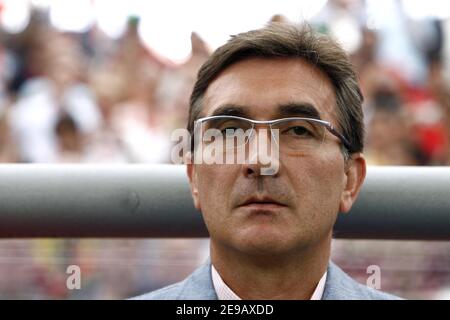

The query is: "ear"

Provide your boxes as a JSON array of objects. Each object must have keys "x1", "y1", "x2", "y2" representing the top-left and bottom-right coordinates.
[
  {"x1": 339, "y1": 153, "x2": 367, "y2": 213},
  {"x1": 187, "y1": 163, "x2": 201, "y2": 211}
]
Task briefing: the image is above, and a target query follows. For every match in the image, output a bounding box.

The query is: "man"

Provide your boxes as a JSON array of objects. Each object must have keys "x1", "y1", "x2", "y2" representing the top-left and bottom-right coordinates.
[{"x1": 134, "y1": 22, "x2": 401, "y2": 300}]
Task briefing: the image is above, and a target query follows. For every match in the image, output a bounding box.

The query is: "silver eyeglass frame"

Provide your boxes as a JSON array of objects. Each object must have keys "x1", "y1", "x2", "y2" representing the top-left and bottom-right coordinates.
[{"x1": 194, "y1": 115, "x2": 353, "y2": 152}]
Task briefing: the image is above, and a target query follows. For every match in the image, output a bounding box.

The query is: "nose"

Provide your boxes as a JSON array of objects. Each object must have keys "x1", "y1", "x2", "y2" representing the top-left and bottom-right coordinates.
[{"x1": 242, "y1": 127, "x2": 280, "y2": 177}]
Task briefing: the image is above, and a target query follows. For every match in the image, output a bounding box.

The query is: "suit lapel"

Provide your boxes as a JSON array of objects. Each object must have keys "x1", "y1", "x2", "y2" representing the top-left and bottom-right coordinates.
[
  {"x1": 176, "y1": 261, "x2": 218, "y2": 300},
  {"x1": 322, "y1": 261, "x2": 364, "y2": 300},
  {"x1": 177, "y1": 259, "x2": 364, "y2": 300}
]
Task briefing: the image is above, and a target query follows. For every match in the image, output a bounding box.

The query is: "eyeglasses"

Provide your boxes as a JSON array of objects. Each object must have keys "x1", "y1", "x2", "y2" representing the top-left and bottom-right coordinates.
[{"x1": 193, "y1": 115, "x2": 352, "y2": 153}]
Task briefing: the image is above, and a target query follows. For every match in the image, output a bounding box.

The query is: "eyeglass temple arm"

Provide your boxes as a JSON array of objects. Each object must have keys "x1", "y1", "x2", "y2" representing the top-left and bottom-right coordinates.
[{"x1": 327, "y1": 125, "x2": 353, "y2": 153}]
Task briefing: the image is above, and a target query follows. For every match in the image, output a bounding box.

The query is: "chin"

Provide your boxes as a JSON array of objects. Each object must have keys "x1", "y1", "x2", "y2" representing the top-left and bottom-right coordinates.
[{"x1": 233, "y1": 230, "x2": 298, "y2": 256}]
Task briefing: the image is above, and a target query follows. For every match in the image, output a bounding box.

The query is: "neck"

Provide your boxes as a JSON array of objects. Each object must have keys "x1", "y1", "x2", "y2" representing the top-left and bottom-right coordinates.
[{"x1": 210, "y1": 234, "x2": 331, "y2": 300}]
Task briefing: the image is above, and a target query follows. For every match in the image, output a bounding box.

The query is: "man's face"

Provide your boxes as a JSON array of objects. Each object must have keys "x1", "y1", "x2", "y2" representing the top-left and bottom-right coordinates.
[{"x1": 188, "y1": 57, "x2": 365, "y2": 256}]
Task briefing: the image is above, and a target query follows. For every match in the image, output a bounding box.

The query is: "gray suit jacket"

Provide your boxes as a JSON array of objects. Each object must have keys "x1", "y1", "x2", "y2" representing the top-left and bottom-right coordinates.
[{"x1": 132, "y1": 261, "x2": 401, "y2": 300}]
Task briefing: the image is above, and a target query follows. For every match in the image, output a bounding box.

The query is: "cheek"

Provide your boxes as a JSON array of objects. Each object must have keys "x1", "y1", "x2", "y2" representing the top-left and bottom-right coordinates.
[
  {"x1": 285, "y1": 151, "x2": 344, "y2": 212},
  {"x1": 319, "y1": 155, "x2": 345, "y2": 214},
  {"x1": 195, "y1": 164, "x2": 239, "y2": 218},
  {"x1": 195, "y1": 165, "x2": 245, "y2": 243}
]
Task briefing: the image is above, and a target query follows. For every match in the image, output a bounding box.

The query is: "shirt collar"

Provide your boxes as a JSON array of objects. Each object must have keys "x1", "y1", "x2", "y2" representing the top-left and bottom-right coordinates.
[{"x1": 211, "y1": 264, "x2": 327, "y2": 300}]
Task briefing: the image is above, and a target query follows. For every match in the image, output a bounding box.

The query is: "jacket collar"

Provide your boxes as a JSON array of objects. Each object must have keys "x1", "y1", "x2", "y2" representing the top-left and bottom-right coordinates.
[
  {"x1": 175, "y1": 260, "x2": 218, "y2": 300},
  {"x1": 176, "y1": 259, "x2": 362, "y2": 300}
]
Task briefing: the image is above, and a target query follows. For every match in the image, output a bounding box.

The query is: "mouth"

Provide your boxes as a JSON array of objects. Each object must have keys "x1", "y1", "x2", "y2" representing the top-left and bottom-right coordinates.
[{"x1": 239, "y1": 196, "x2": 287, "y2": 211}]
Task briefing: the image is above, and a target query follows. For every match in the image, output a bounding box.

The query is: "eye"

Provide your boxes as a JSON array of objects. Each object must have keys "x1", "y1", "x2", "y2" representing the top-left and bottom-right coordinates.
[
  {"x1": 285, "y1": 126, "x2": 313, "y2": 137},
  {"x1": 216, "y1": 121, "x2": 244, "y2": 135},
  {"x1": 221, "y1": 127, "x2": 239, "y2": 135}
]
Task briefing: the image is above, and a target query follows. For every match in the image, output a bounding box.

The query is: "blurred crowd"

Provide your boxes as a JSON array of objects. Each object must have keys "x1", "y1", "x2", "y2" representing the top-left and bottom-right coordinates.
[
  {"x1": 0, "y1": 0, "x2": 449, "y2": 299},
  {"x1": 0, "y1": 14, "x2": 210, "y2": 164},
  {"x1": 1, "y1": 3, "x2": 450, "y2": 166}
]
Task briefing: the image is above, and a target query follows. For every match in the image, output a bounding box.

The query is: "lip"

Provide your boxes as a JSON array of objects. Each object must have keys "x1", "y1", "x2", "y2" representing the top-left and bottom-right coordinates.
[
  {"x1": 239, "y1": 196, "x2": 287, "y2": 210},
  {"x1": 240, "y1": 203, "x2": 286, "y2": 212}
]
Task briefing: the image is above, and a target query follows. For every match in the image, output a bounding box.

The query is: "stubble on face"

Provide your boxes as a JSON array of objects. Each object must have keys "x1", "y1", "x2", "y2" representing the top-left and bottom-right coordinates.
[{"x1": 192, "y1": 57, "x2": 346, "y2": 258}]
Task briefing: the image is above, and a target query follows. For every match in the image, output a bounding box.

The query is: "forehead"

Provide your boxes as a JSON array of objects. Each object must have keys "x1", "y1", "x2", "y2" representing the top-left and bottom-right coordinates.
[{"x1": 202, "y1": 57, "x2": 337, "y2": 122}]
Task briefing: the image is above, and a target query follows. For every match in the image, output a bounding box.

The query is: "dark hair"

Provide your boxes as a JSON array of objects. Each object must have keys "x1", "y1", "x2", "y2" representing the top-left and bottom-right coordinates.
[
  {"x1": 55, "y1": 113, "x2": 78, "y2": 136},
  {"x1": 188, "y1": 22, "x2": 364, "y2": 154}
]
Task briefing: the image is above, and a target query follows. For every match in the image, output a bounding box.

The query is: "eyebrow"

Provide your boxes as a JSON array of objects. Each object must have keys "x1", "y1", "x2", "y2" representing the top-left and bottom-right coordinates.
[
  {"x1": 210, "y1": 104, "x2": 248, "y2": 117},
  {"x1": 277, "y1": 103, "x2": 322, "y2": 120},
  {"x1": 208, "y1": 102, "x2": 322, "y2": 120}
]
